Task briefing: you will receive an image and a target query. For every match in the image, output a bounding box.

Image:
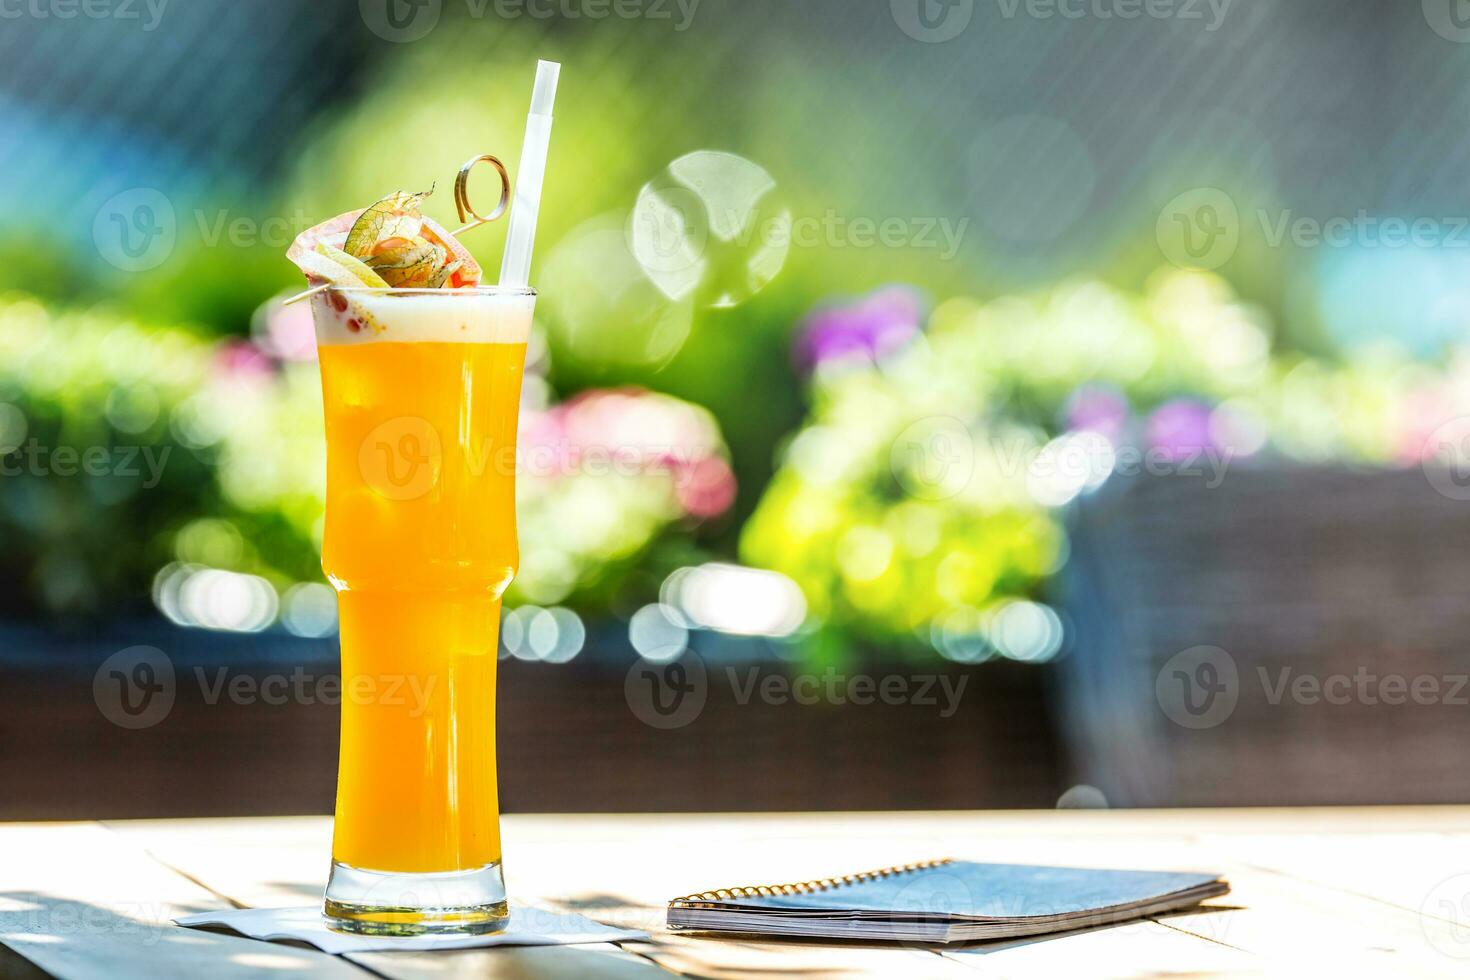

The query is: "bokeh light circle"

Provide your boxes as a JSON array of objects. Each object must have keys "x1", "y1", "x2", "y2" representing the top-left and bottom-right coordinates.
[
  {"x1": 543, "y1": 214, "x2": 695, "y2": 367},
  {"x1": 629, "y1": 150, "x2": 791, "y2": 309},
  {"x1": 0, "y1": 403, "x2": 27, "y2": 454},
  {"x1": 629, "y1": 603, "x2": 690, "y2": 663}
]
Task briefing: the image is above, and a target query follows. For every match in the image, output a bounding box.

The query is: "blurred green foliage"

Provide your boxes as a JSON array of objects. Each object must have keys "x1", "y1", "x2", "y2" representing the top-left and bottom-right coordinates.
[
  {"x1": 0, "y1": 294, "x2": 219, "y2": 620},
  {"x1": 0, "y1": 286, "x2": 736, "y2": 623},
  {"x1": 743, "y1": 269, "x2": 1463, "y2": 660},
  {"x1": 2, "y1": 21, "x2": 1459, "y2": 653}
]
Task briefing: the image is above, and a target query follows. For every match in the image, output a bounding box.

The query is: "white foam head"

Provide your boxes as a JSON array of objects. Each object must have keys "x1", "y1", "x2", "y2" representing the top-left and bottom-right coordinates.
[{"x1": 311, "y1": 288, "x2": 536, "y2": 345}]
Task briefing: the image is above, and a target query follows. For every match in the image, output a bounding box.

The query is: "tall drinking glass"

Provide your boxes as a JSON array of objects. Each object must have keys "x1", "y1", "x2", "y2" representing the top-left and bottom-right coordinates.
[{"x1": 311, "y1": 286, "x2": 533, "y2": 935}]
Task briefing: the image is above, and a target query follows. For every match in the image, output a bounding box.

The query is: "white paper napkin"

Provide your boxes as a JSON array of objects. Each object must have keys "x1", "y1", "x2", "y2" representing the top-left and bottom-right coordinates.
[{"x1": 175, "y1": 903, "x2": 648, "y2": 954}]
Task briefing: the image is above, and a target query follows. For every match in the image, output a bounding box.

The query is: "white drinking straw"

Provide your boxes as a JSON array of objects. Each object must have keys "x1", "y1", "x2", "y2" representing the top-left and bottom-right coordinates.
[{"x1": 499, "y1": 60, "x2": 560, "y2": 289}]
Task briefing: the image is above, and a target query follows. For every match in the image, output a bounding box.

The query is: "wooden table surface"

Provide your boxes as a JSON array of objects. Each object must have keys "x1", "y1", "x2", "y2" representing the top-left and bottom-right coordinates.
[{"x1": 2, "y1": 808, "x2": 1469, "y2": 978}]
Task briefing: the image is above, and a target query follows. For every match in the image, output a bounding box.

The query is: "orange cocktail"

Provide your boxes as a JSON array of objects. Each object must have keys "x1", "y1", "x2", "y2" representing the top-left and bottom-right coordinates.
[{"x1": 314, "y1": 286, "x2": 532, "y2": 933}]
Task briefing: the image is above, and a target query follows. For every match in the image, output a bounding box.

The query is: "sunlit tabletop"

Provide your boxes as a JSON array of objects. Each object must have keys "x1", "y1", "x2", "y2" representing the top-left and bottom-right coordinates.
[{"x1": 2, "y1": 808, "x2": 1468, "y2": 978}]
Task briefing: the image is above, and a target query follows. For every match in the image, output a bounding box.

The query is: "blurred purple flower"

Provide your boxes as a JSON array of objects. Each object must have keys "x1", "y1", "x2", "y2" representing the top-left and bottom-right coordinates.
[
  {"x1": 794, "y1": 286, "x2": 926, "y2": 373},
  {"x1": 1064, "y1": 385, "x2": 1130, "y2": 442},
  {"x1": 1147, "y1": 399, "x2": 1218, "y2": 461}
]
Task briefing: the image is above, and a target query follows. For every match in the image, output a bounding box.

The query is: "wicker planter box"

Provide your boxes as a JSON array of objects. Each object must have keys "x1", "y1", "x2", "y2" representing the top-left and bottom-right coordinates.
[
  {"x1": 0, "y1": 620, "x2": 1063, "y2": 819},
  {"x1": 1056, "y1": 466, "x2": 1470, "y2": 807}
]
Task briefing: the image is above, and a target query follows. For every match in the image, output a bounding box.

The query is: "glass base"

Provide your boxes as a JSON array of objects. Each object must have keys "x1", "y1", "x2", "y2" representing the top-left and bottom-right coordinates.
[{"x1": 323, "y1": 860, "x2": 509, "y2": 936}]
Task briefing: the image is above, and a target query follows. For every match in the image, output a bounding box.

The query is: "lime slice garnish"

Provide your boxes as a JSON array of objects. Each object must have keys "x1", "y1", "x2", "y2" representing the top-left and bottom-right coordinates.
[{"x1": 315, "y1": 243, "x2": 390, "y2": 288}]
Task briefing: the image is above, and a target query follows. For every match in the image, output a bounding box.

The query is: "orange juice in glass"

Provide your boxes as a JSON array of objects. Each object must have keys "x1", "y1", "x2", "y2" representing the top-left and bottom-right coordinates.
[{"x1": 312, "y1": 286, "x2": 532, "y2": 934}]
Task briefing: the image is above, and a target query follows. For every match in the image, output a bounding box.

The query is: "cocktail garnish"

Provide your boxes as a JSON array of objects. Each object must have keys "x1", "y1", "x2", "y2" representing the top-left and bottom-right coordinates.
[
  {"x1": 362, "y1": 236, "x2": 448, "y2": 288},
  {"x1": 427, "y1": 260, "x2": 463, "y2": 289},
  {"x1": 315, "y1": 243, "x2": 390, "y2": 288},
  {"x1": 343, "y1": 189, "x2": 431, "y2": 259},
  {"x1": 343, "y1": 189, "x2": 467, "y2": 288},
  {"x1": 453, "y1": 155, "x2": 511, "y2": 233},
  {"x1": 285, "y1": 154, "x2": 510, "y2": 303}
]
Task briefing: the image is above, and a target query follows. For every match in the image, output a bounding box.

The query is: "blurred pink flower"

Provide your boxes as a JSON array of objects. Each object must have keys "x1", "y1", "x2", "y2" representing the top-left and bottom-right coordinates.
[
  {"x1": 517, "y1": 386, "x2": 735, "y2": 519},
  {"x1": 675, "y1": 455, "x2": 737, "y2": 519},
  {"x1": 258, "y1": 297, "x2": 317, "y2": 362},
  {"x1": 1395, "y1": 387, "x2": 1457, "y2": 465},
  {"x1": 213, "y1": 339, "x2": 275, "y2": 382}
]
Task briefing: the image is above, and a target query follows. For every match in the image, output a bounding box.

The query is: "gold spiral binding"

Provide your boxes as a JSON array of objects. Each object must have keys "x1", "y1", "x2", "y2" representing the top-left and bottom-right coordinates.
[{"x1": 669, "y1": 859, "x2": 954, "y2": 907}]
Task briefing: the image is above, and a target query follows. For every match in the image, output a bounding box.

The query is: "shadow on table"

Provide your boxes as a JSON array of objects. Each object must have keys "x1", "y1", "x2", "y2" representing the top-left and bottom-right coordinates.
[
  {"x1": 0, "y1": 890, "x2": 343, "y2": 976},
  {"x1": 946, "y1": 903, "x2": 1244, "y2": 956}
]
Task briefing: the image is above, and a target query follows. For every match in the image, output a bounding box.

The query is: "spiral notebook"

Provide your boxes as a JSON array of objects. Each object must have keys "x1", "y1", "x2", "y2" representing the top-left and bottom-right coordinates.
[{"x1": 667, "y1": 859, "x2": 1229, "y2": 944}]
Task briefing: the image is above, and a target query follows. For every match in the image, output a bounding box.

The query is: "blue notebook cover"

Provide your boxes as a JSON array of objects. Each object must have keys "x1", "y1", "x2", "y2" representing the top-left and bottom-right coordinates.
[{"x1": 668, "y1": 860, "x2": 1229, "y2": 943}]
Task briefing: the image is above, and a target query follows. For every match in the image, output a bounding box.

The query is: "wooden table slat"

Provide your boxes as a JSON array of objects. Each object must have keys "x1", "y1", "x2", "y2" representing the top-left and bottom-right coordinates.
[
  {"x1": 6, "y1": 808, "x2": 1466, "y2": 979},
  {"x1": 0, "y1": 824, "x2": 369, "y2": 980},
  {"x1": 350, "y1": 942, "x2": 674, "y2": 980}
]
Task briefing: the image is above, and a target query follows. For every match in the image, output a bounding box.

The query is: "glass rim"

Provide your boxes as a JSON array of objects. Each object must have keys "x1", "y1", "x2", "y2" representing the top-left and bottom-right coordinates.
[{"x1": 326, "y1": 285, "x2": 537, "y2": 297}]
